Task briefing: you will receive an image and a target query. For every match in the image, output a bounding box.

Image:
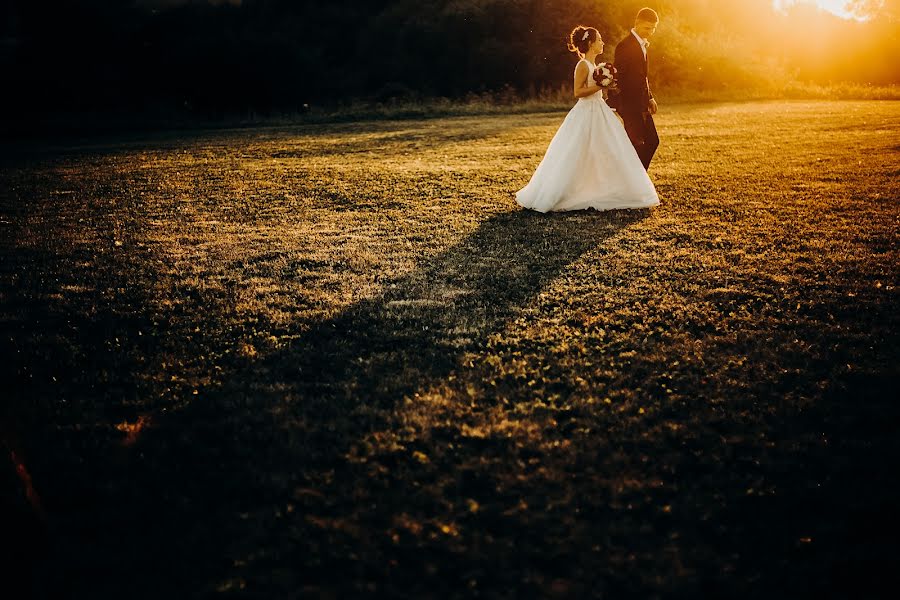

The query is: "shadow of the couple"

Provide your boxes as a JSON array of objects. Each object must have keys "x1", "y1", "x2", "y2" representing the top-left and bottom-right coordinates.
[
  {"x1": 37, "y1": 207, "x2": 650, "y2": 597},
  {"x1": 262, "y1": 208, "x2": 649, "y2": 409}
]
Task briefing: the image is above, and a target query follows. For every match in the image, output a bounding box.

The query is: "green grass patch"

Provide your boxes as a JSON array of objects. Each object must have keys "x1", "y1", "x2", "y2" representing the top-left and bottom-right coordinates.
[{"x1": 2, "y1": 100, "x2": 899, "y2": 598}]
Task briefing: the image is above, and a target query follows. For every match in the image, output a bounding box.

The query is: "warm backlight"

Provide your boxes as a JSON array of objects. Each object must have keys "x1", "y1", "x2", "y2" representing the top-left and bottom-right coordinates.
[{"x1": 774, "y1": 0, "x2": 861, "y2": 19}]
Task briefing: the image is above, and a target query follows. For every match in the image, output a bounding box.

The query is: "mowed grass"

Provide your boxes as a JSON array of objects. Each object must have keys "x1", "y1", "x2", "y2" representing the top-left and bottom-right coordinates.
[{"x1": 2, "y1": 101, "x2": 899, "y2": 598}]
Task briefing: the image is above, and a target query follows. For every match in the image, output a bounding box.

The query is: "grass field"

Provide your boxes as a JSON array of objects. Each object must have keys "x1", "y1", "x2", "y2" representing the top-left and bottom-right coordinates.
[{"x1": 2, "y1": 100, "x2": 899, "y2": 598}]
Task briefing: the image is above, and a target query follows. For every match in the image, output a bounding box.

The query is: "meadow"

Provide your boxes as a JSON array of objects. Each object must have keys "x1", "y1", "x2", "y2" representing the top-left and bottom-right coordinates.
[{"x1": 2, "y1": 100, "x2": 899, "y2": 598}]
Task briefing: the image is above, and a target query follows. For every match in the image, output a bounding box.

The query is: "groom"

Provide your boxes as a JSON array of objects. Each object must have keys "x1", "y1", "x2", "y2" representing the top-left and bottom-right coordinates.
[{"x1": 614, "y1": 7, "x2": 660, "y2": 170}]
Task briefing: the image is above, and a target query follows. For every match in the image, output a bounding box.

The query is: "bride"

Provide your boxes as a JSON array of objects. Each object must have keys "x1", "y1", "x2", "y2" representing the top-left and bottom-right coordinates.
[{"x1": 516, "y1": 26, "x2": 659, "y2": 213}]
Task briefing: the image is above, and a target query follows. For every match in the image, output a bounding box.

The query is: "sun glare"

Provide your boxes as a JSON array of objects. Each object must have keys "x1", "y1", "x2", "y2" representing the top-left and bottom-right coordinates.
[{"x1": 773, "y1": 0, "x2": 860, "y2": 19}]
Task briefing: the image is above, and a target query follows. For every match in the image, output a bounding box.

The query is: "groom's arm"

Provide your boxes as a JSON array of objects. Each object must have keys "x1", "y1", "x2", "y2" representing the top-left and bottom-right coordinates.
[{"x1": 647, "y1": 69, "x2": 656, "y2": 114}]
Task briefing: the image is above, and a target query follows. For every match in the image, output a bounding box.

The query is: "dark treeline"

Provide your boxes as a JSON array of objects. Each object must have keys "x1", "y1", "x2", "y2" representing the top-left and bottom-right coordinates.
[{"x1": 2, "y1": 0, "x2": 898, "y2": 127}]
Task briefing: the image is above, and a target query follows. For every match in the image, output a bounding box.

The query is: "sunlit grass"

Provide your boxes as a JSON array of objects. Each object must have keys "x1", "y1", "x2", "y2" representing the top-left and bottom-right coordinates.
[
  {"x1": 266, "y1": 84, "x2": 900, "y2": 126},
  {"x1": 1, "y1": 100, "x2": 899, "y2": 598}
]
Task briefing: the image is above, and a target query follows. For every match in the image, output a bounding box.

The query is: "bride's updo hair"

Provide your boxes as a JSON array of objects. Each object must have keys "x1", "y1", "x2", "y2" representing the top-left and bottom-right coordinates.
[{"x1": 567, "y1": 26, "x2": 599, "y2": 57}]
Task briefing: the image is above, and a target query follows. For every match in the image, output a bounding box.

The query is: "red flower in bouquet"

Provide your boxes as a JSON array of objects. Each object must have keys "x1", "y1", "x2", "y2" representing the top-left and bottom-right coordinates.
[{"x1": 593, "y1": 62, "x2": 618, "y2": 89}]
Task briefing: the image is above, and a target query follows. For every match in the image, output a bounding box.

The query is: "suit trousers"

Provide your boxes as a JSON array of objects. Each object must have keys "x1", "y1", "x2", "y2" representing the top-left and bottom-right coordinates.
[{"x1": 621, "y1": 111, "x2": 659, "y2": 170}]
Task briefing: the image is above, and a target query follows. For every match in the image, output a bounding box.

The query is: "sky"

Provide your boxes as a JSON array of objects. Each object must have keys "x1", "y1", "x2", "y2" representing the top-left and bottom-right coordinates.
[{"x1": 773, "y1": 0, "x2": 860, "y2": 19}]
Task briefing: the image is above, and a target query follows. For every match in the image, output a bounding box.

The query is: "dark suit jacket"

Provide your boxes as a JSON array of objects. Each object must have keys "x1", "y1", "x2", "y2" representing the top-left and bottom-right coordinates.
[{"x1": 613, "y1": 32, "x2": 653, "y2": 118}]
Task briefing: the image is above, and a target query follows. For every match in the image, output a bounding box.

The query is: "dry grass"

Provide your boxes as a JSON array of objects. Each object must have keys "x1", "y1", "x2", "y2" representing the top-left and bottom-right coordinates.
[{"x1": 1, "y1": 100, "x2": 899, "y2": 599}]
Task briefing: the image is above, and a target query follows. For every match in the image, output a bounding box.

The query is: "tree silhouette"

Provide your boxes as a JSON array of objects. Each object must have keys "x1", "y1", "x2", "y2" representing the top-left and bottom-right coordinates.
[{"x1": 2, "y1": 0, "x2": 898, "y2": 133}]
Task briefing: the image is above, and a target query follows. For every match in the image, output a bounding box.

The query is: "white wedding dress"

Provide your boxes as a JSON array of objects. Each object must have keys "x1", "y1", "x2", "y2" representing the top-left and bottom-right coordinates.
[{"x1": 516, "y1": 58, "x2": 660, "y2": 213}]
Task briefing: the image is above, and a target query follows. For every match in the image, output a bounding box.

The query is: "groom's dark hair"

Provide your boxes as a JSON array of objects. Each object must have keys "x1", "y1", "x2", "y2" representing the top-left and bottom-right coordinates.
[{"x1": 636, "y1": 8, "x2": 659, "y2": 23}]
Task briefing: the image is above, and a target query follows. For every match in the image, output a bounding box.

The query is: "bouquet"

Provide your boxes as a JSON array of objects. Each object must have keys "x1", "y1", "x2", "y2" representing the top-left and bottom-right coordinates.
[{"x1": 592, "y1": 62, "x2": 618, "y2": 89}]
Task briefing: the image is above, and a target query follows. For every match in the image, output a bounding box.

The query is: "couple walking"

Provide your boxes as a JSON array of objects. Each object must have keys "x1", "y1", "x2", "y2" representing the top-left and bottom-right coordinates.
[{"x1": 516, "y1": 8, "x2": 662, "y2": 213}]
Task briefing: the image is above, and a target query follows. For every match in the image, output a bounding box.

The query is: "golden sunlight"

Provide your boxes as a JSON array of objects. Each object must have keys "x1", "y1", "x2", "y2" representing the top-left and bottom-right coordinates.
[{"x1": 774, "y1": 0, "x2": 860, "y2": 19}]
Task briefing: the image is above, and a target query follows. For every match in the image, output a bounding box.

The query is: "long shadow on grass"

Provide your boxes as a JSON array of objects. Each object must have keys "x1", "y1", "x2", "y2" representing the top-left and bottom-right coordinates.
[
  {"x1": 31, "y1": 208, "x2": 647, "y2": 598},
  {"x1": 263, "y1": 208, "x2": 647, "y2": 416},
  {"x1": 22, "y1": 201, "x2": 900, "y2": 599}
]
